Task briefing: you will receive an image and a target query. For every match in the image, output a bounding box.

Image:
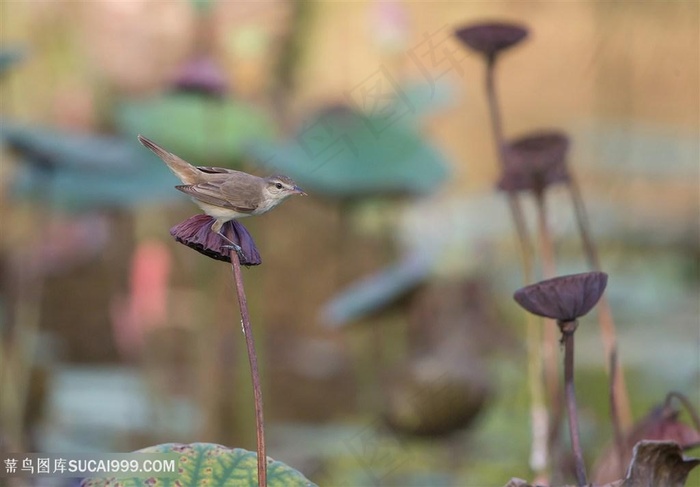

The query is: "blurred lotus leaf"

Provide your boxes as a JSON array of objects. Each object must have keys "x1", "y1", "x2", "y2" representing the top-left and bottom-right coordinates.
[
  {"x1": 81, "y1": 443, "x2": 317, "y2": 487},
  {"x1": 382, "y1": 353, "x2": 490, "y2": 437},
  {"x1": 321, "y1": 251, "x2": 436, "y2": 328},
  {"x1": 247, "y1": 98, "x2": 451, "y2": 198},
  {"x1": 4, "y1": 122, "x2": 148, "y2": 172},
  {"x1": 116, "y1": 94, "x2": 276, "y2": 167},
  {"x1": 189, "y1": 0, "x2": 215, "y2": 13},
  {"x1": 0, "y1": 46, "x2": 26, "y2": 77},
  {"x1": 2, "y1": 122, "x2": 182, "y2": 209},
  {"x1": 389, "y1": 80, "x2": 456, "y2": 121}
]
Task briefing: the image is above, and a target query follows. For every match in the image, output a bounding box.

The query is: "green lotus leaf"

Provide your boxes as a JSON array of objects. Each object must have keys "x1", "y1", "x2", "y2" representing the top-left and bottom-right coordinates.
[
  {"x1": 81, "y1": 443, "x2": 317, "y2": 487},
  {"x1": 247, "y1": 104, "x2": 449, "y2": 198},
  {"x1": 116, "y1": 94, "x2": 276, "y2": 168}
]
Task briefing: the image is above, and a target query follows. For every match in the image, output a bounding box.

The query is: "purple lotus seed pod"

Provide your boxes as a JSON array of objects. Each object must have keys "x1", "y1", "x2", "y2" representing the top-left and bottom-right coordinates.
[
  {"x1": 497, "y1": 131, "x2": 571, "y2": 193},
  {"x1": 454, "y1": 22, "x2": 529, "y2": 59},
  {"x1": 513, "y1": 271, "x2": 608, "y2": 321},
  {"x1": 171, "y1": 55, "x2": 228, "y2": 98},
  {"x1": 169, "y1": 214, "x2": 261, "y2": 265}
]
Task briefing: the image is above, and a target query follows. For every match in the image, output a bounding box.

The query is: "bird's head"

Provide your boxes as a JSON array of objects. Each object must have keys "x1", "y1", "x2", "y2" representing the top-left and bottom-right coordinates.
[{"x1": 263, "y1": 175, "x2": 306, "y2": 203}]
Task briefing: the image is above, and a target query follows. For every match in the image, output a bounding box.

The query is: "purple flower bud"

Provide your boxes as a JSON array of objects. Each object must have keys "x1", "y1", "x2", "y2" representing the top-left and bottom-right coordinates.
[
  {"x1": 171, "y1": 56, "x2": 228, "y2": 98},
  {"x1": 497, "y1": 131, "x2": 570, "y2": 193},
  {"x1": 454, "y1": 22, "x2": 528, "y2": 60},
  {"x1": 169, "y1": 215, "x2": 261, "y2": 265},
  {"x1": 513, "y1": 271, "x2": 608, "y2": 322}
]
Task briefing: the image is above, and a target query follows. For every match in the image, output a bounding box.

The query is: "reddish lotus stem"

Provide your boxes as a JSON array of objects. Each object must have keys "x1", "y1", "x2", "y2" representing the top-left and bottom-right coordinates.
[
  {"x1": 485, "y1": 56, "x2": 548, "y2": 479},
  {"x1": 535, "y1": 191, "x2": 559, "y2": 408},
  {"x1": 485, "y1": 57, "x2": 533, "y2": 262},
  {"x1": 534, "y1": 190, "x2": 556, "y2": 278},
  {"x1": 229, "y1": 248, "x2": 266, "y2": 487},
  {"x1": 665, "y1": 391, "x2": 700, "y2": 431},
  {"x1": 534, "y1": 190, "x2": 563, "y2": 446},
  {"x1": 486, "y1": 55, "x2": 533, "y2": 266},
  {"x1": 568, "y1": 176, "x2": 600, "y2": 270},
  {"x1": 560, "y1": 320, "x2": 587, "y2": 487},
  {"x1": 568, "y1": 174, "x2": 631, "y2": 430},
  {"x1": 4, "y1": 175, "x2": 52, "y2": 451}
]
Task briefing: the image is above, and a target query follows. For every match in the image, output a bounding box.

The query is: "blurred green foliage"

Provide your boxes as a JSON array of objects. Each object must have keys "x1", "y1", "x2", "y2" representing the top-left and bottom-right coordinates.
[{"x1": 116, "y1": 94, "x2": 276, "y2": 168}]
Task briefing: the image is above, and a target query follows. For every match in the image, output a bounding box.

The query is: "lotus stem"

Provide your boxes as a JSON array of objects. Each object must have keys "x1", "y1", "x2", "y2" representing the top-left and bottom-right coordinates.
[
  {"x1": 534, "y1": 190, "x2": 563, "y2": 444},
  {"x1": 608, "y1": 348, "x2": 626, "y2": 477},
  {"x1": 559, "y1": 319, "x2": 587, "y2": 487},
  {"x1": 229, "y1": 247, "x2": 267, "y2": 487},
  {"x1": 665, "y1": 391, "x2": 700, "y2": 431},
  {"x1": 568, "y1": 175, "x2": 600, "y2": 271},
  {"x1": 485, "y1": 56, "x2": 548, "y2": 478},
  {"x1": 2, "y1": 174, "x2": 52, "y2": 451},
  {"x1": 568, "y1": 174, "x2": 631, "y2": 431}
]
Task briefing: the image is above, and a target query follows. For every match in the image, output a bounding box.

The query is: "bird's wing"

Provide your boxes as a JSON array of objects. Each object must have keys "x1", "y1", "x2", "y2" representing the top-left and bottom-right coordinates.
[
  {"x1": 195, "y1": 166, "x2": 240, "y2": 175},
  {"x1": 176, "y1": 182, "x2": 257, "y2": 214}
]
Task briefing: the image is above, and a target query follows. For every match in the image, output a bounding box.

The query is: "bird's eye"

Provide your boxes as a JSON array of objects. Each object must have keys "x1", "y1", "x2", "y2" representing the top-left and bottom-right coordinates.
[{"x1": 275, "y1": 183, "x2": 283, "y2": 189}]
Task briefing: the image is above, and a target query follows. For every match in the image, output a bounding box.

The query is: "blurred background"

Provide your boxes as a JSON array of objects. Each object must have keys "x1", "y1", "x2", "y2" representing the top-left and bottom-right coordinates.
[{"x1": 0, "y1": 1, "x2": 698, "y2": 486}]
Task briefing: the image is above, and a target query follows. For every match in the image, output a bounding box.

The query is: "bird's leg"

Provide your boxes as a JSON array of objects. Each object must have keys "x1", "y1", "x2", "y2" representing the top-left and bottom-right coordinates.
[{"x1": 211, "y1": 220, "x2": 246, "y2": 262}]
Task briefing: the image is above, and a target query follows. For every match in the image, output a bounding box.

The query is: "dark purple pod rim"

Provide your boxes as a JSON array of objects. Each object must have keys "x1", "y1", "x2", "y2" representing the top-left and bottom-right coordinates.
[
  {"x1": 454, "y1": 21, "x2": 528, "y2": 59},
  {"x1": 169, "y1": 214, "x2": 261, "y2": 265},
  {"x1": 171, "y1": 55, "x2": 228, "y2": 98},
  {"x1": 513, "y1": 271, "x2": 608, "y2": 322},
  {"x1": 497, "y1": 131, "x2": 571, "y2": 193}
]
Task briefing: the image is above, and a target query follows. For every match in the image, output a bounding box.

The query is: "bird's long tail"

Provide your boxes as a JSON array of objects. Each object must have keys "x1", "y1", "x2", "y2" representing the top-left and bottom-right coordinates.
[{"x1": 137, "y1": 135, "x2": 200, "y2": 185}]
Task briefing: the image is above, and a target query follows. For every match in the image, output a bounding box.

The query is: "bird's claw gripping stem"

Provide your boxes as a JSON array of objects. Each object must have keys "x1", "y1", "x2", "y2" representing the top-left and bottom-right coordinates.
[{"x1": 217, "y1": 231, "x2": 246, "y2": 262}]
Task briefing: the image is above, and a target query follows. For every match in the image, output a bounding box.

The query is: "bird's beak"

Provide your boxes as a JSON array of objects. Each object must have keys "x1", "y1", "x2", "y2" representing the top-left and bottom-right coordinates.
[{"x1": 293, "y1": 186, "x2": 307, "y2": 196}]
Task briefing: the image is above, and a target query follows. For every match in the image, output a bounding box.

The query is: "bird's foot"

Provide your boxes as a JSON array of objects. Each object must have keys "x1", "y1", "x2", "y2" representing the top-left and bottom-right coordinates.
[
  {"x1": 216, "y1": 230, "x2": 246, "y2": 262},
  {"x1": 222, "y1": 243, "x2": 246, "y2": 262}
]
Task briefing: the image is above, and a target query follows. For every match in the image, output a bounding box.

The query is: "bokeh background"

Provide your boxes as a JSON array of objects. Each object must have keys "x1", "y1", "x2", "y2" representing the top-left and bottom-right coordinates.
[{"x1": 0, "y1": 1, "x2": 698, "y2": 486}]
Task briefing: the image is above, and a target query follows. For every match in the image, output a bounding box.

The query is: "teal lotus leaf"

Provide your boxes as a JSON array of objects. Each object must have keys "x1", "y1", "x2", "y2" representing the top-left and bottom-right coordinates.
[
  {"x1": 2, "y1": 122, "x2": 184, "y2": 210},
  {"x1": 322, "y1": 251, "x2": 436, "y2": 327},
  {"x1": 0, "y1": 47, "x2": 26, "y2": 76},
  {"x1": 247, "y1": 104, "x2": 450, "y2": 198}
]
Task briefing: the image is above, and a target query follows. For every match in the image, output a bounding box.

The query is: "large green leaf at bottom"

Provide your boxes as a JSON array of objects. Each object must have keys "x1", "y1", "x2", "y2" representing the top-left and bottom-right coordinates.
[{"x1": 81, "y1": 443, "x2": 317, "y2": 487}]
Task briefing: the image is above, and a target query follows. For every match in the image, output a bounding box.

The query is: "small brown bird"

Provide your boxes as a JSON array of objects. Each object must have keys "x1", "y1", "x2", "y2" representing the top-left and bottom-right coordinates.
[{"x1": 138, "y1": 135, "x2": 305, "y2": 249}]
